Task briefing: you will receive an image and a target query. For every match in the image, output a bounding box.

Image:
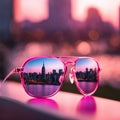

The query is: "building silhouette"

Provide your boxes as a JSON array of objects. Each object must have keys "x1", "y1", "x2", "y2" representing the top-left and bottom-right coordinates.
[
  {"x1": 29, "y1": 0, "x2": 81, "y2": 32},
  {"x1": 0, "y1": 0, "x2": 13, "y2": 40},
  {"x1": 41, "y1": 61, "x2": 46, "y2": 80},
  {"x1": 42, "y1": 62, "x2": 45, "y2": 74},
  {"x1": 0, "y1": 0, "x2": 117, "y2": 41},
  {"x1": 49, "y1": 0, "x2": 72, "y2": 25},
  {"x1": 76, "y1": 68, "x2": 97, "y2": 82},
  {"x1": 118, "y1": 6, "x2": 120, "y2": 35},
  {"x1": 82, "y1": 7, "x2": 115, "y2": 39}
]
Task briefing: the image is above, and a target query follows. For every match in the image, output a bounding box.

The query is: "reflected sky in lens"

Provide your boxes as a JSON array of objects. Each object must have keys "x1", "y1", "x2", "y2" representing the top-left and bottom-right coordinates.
[
  {"x1": 76, "y1": 58, "x2": 98, "y2": 71},
  {"x1": 23, "y1": 58, "x2": 64, "y2": 73}
]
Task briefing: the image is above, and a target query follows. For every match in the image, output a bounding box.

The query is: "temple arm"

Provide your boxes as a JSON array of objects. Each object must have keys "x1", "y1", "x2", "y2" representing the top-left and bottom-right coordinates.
[{"x1": 0, "y1": 68, "x2": 22, "y2": 89}]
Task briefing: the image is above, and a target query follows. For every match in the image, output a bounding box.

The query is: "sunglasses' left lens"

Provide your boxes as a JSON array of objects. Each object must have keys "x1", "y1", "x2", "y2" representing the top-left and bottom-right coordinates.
[
  {"x1": 21, "y1": 57, "x2": 65, "y2": 98},
  {"x1": 75, "y1": 58, "x2": 99, "y2": 96}
]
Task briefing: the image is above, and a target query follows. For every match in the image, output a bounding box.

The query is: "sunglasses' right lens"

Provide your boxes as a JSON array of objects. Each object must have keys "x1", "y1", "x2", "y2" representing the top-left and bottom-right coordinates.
[{"x1": 21, "y1": 57, "x2": 65, "y2": 98}]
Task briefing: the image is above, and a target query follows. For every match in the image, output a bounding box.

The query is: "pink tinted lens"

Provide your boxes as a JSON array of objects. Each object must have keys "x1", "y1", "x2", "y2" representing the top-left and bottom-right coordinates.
[
  {"x1": 75, "y1": 58, "x2": 99, "y2": 95},
  {"x1": 21, "y1": 57, "x2": 65, "y2": 97}
]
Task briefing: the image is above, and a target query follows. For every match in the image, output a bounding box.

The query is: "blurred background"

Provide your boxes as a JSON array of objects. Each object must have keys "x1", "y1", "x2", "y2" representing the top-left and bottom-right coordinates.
[{"x1": 0, "y1": 0, "x2": 120, "y2": 101}]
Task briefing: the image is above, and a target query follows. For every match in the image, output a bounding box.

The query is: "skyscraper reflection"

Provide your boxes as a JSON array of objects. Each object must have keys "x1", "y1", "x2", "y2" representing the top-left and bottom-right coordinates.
[{"x1": 76, "y1": 68, "x2": 97, "y2": 82}]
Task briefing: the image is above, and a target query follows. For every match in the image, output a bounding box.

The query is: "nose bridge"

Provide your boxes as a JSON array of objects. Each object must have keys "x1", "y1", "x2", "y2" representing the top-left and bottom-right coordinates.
[
  {"x1": 64, "y1": 61, "x2": 75, "y2": 74},
  {"x1": 60, "y1": 56, "x2": 77, "y2": 66},
  {"x1": 64, "y1": 61, "x2": 75, "y2": 66},
  {"x1": 63, "y1": 60, "x2": 76, "y2": 84},
  {"x1": 58, "y1": 56, "x2": 78, "y2": 83}
]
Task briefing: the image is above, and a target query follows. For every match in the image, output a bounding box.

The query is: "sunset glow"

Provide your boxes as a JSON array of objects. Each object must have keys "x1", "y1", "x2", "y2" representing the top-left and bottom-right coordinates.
[
  {"x1": 14, "y1": 0, "x2": 48, "y2": 22},
  {"x1": 72, "y1": 0, "x2": 120, "y2": 28},
  {"x1": 76, "y1": 41, "x2": 91, "y2": 55},
  {"x1": 14, "y1": 0, "x2": 120, "y2": 28}
]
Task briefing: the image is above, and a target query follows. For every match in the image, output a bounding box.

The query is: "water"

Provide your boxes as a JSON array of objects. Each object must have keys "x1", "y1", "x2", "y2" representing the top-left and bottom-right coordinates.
[{"x1": 24, "y1": 84, "x2": 60, "y2": 97}]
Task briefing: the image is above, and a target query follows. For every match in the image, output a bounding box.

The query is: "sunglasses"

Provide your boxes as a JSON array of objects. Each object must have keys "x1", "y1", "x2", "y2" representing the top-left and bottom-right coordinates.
[{"x1": 1, "y1": 56, "x2": 100, "y2": 98}]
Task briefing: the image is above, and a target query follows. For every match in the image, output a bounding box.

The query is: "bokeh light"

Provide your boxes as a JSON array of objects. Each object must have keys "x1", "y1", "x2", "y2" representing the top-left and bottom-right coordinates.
[
  {"x1": 76, "y1": 41, "x2": 91, "y2": 55},
  {"x1": 109, "y1": 34, "x2": 120, "y2": 48},
  {"x1": 88, "y1": 30, "x2": 99, "y2": 41}
]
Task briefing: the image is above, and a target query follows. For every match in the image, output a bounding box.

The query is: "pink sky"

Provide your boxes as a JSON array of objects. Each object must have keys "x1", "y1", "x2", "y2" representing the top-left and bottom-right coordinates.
[{"x1": 14, "y1": 0, "x2": 120, "y2": 28}]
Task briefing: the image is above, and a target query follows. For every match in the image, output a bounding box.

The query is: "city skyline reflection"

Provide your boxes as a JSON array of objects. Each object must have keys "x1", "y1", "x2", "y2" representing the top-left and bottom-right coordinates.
[
  {"x1": 76, "y1": 67, "x2": 98, "y2": 82},
  {"x1": 75, "y1": 67, "x2": 98, "y2": 94},
  {"x1": 23, "y1": 60, "x2": 64, "y2": 85}
]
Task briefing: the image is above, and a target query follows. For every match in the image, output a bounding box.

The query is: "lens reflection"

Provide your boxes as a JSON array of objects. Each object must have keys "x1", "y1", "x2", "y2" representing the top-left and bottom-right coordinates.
[
  {"x1": 75, "y1": 58, "x2": 99, "y2": 95},
  {"x1": 21, "y1": 57, "x2": 65, "y2": 97}
]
